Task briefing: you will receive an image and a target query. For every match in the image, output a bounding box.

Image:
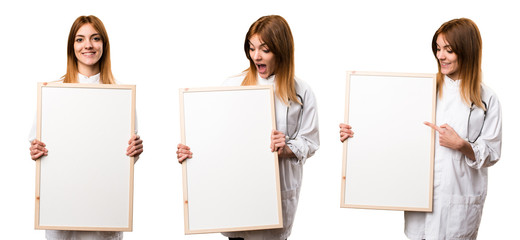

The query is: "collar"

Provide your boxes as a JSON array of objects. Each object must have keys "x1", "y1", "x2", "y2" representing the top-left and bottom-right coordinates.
[
  {"x1": 78, "y1": 72, "x2": 101, "y2": 84},
  {"x1": 257, "y1": 73, "x2": 275, "y2": 85},
  {"x1": 444, "y1": 75, "x2": 460, "y2": 88}
]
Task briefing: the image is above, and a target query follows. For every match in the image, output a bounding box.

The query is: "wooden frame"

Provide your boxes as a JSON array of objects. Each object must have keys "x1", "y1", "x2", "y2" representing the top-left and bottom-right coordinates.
[
  {"x1": 179, "y1": 86, "x2": 283, "y2": 234},
  {"x1": 35, "y1": 83, "x2": 136, "y2": 231},
  {"x1": 341, "y1": 71, "x2": 436, "y2": 211}
]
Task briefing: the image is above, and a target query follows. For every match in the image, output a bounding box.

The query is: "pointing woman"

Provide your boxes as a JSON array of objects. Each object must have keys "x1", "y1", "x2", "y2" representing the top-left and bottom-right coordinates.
[{"x1": 340, "y1": 18, "x2": 502, "y2": 239}]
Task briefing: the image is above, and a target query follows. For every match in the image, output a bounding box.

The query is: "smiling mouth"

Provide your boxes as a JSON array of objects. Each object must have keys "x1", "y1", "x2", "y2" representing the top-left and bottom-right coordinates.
[{"x1": 82, "y1": 52, "x2": 96, "y2": 56}]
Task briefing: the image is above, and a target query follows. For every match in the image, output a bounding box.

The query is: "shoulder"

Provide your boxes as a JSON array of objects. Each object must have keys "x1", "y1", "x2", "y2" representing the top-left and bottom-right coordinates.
[
  {"x1": 221, "y1": 73, "x2": 246, "y2": 87},
  {"x1": 294, "y1": 77, "x2": 315, "y2": 96},
  {"x1": 481, "y1": 83, "x2": 500, "y2": 109}
]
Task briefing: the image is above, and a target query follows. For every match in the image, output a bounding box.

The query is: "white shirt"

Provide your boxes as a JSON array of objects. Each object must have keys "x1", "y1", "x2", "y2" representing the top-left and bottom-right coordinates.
[
  {"x1": 405, "y1": 76, "x2": 502, "y2": 240},
  {"x1": 29, "y1": 73, "x2": 127, "y2": 240},
  {"x1": 221, "y1": 74, "x2": 320, "y2": 240}
]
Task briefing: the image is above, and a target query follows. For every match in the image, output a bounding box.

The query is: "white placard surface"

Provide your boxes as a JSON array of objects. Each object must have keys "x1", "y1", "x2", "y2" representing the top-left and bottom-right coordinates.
[
  {"x1": 36, "y1": 83, "x2": 135, "y2": 231},
  {"x1": 341, "y1": 71, "x2": 436, "y2": 212},
  {"x1": 180, "y1": 86, "x2": 282, "y2": 234}
]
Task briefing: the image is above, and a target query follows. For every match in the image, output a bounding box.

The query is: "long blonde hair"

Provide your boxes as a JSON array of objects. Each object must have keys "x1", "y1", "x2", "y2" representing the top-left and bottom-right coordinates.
[
  {"x1": 242, "y1": 15, "x2": 299, "y2": 105},
  {"x1": 63, "y1": 15, "x2": 115, "y2": 84},
  {"x1": 432, "y1": 18, "x2": 484, "y2": 109}
]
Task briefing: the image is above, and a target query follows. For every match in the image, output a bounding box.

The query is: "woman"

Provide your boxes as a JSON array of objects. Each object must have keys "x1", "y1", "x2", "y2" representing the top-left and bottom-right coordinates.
[
  {"x1": 340, "y1": 18, "x2": 502, "y2": 239},
  {"x1": 29, "y1": 15, "x2": 143, "y2": 240},
  {"x1": 177, "y1": 15, "x2": 319, "y2": 240}
]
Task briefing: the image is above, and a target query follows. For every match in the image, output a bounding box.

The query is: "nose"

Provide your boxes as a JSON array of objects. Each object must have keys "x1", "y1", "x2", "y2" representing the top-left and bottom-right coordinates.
[
  {"x1": 252, "y1": 49, "x2": 261, "y2": 61},
  {"x1": 437, "y1": 50, "x2": 445, "y2": 60},
  {"x1": 84, "y1": 39, "x2": 93, "y2": 49}
]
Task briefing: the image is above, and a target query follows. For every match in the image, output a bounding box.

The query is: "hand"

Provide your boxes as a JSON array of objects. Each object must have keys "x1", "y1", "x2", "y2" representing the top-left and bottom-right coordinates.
[
  {"x1": 127, "y1": 134, "x2": 144, "y2": 157},
  {"x1": 270, "y1": 130, "x2": 286, "y2": 155},
  {"x1": 424, "y1": 122, "x2": 465, "y2": 150},
  {"x1": 425, "y1": 121, "x2": 477, "y2": 161},
  {"x1": 339, "y1": 123, "x2": 354, "y2": 142},
  {"x1": 29, "y1": 139, "x2": 48, "y2": 160},
  {"x1": 177, "y1": 144, "x2": 192, "y2": 163}
]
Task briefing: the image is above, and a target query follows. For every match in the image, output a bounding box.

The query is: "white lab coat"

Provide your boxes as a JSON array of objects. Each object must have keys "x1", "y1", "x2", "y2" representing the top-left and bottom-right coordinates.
[
  {"x1": 29, "y1": 73, "x2": 132, "y2": 240},
  {"x1": 221, "y1": 73, "x2": 320, "y2": 240},
  {"x1": 405, "y1": 76, "x2": 502, "y2": 240}
]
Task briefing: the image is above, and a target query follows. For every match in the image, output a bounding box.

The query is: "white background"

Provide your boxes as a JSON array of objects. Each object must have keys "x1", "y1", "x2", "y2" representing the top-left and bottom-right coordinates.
[{"x1": 1, "y1": 0, "x2": 518, "y2": 239}]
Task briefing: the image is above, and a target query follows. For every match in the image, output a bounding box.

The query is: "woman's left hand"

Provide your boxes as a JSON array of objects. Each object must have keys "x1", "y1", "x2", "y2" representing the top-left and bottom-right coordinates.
[
  {"x1": 424, "y1": 122, "x2": 465, "y2": 150},
  {"x1": 127, "y1": 134, "x2": 144, "y2": 157},
  {"x1": 270, "y1": 130, "x2": 286, "y2": 155}
]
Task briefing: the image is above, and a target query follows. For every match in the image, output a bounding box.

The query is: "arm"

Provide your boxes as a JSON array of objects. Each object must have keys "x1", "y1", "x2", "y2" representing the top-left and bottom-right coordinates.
[
  {"x1": 464, "y1": 94, "x2": 502, "y2": 168},
  {"x1": 284, "y1": 85, "x2": 320, "y2": 163},
  {"x1": 424, "y1": 93, "x2": 501, "y2": 169}
]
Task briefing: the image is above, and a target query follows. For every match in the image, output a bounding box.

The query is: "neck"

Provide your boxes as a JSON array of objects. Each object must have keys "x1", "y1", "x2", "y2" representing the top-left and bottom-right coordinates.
[{"x1": 78, "y1": 64, "x2": 100, "y2": 77}]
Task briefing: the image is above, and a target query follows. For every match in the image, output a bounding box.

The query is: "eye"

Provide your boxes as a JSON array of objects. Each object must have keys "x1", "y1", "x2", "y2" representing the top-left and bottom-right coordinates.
[
  {"x1": 263, "y1": 49, "x2": 270, "y2": 53},
  {"x1": 75, "y1": 38, "x2": 83, "y2": 43},
  {"x1": 92, "y1": 36, "x2": 102, "y2": 41}
]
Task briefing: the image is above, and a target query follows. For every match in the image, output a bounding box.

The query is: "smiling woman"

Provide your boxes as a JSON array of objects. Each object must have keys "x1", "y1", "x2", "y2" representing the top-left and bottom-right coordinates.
[
  {"x1": 63, "y1": 15, "x2": 115, "y2": 84},
  {"x1": 28, "y1": 15, "x2": 143, "y2": 240},
  {"x1": 74, "y1": 23, "x2": 103, "y2": 75}
]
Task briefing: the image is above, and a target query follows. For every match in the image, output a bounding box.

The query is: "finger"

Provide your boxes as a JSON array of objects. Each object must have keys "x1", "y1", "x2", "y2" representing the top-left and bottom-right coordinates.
[
  {"x1": 339, "y1": 123, "x2": 352, "y2": 129},
  {"x1": 128, "y1": 148, "x2": 144, "y2": 157},
  {"x1": 31, "y1": 145, "x2": 48, "y2": 153},
  {"x1": 127, "y1": 144, "x2": 144, "y2": 155},
  {"x1": 31, "y1": 151, "x2": 45, "y2": 160},
  {"x1": 423, "y1": 121, "x2": 442, "y2": 132},
  {"x1": 440, "y1": 123, "x2": 453, "y2": 131},
  {"x1": 178, "y1": 149, "x2": 191, "y2": 155},
  {"x1": 32, "y1": 141, "x2": 46, "y2": 148},
  {"x1": 272, "y1": 129, "x2": 283, "y2": 135},
  {"x1": 340, "y1": 133, "x2": 350, "y2": 142},
  {"x1": 32, "y1": 139, "x2": 46, "y2": 147},
  {"x1": 178, "y1": 155, "x2": 188, "y2": 163},
  {"x1": 274, "y1": 142, "x2": 286, "y2": 149},
  {"x1": 177, "y1": 144, "x2": 190, "y2": 151},
  {"x1": 178, "y1": 153, "x2": 192, "y2": 163},
  {"x1": 127, "y1": 139, "x2": 143, "y2": 150}
]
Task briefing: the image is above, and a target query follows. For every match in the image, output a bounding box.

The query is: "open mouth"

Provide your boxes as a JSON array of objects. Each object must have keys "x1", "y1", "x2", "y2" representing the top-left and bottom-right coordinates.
[{"x1": 256, "y1": 64, "x2": 267, "y2": 73}]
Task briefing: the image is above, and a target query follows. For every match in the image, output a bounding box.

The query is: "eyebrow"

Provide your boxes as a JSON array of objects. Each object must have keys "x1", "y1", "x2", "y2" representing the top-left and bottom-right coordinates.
[
  {"x1": 248, "y1": 41, "x2": 268, "y2": 48},
  {"x1": 436, "y1": 43, "x2": 452, "y2": 48},
  {"x1": 75, "y1": 33, "x2": 100, "y2": 38}
]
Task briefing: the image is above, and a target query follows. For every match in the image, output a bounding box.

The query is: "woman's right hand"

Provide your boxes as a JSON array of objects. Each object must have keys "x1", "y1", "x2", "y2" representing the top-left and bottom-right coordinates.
[
  {"x1": 29, "y1": 139, "x2": 48, "y2": 160},
  {"x1": 177, "y1": 144, "x2": 192, "y2": 163},
  {"x1": 339, "y1": 123, "x2": 354, "y2": 142}
]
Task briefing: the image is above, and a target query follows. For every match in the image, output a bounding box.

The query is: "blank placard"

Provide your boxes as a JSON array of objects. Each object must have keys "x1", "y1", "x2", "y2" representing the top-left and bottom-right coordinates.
[
  {"x1": 36, "y1": 83, "x2": 135, "y2": 231},
  {"x1": 179, "y1": 86, "x2": 282, "y2": 234},
  {"x1": 341, "y1": 71, "x2": 436, "y2": 212}
]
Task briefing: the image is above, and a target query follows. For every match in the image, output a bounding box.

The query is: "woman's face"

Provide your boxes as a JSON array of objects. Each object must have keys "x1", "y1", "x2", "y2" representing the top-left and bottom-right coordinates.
[
  {"x1": 248, "y1": 34, "x2": 276, "y2": 79},
  {"x1": 436, "y1": 33, "x2": 460, "y2": 79},
  {"x1": 74, "y1": 23, "x2": 103, "y2": 74}
]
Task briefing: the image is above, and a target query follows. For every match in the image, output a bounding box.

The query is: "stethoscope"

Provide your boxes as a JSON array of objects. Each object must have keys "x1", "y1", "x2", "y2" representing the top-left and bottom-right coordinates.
[
  {"x1": 466, "y1": 100, "x2": 487, "y2": 143},
  {"x1": 286, "y1": 94, "x2": 304, "y2": 140}
]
